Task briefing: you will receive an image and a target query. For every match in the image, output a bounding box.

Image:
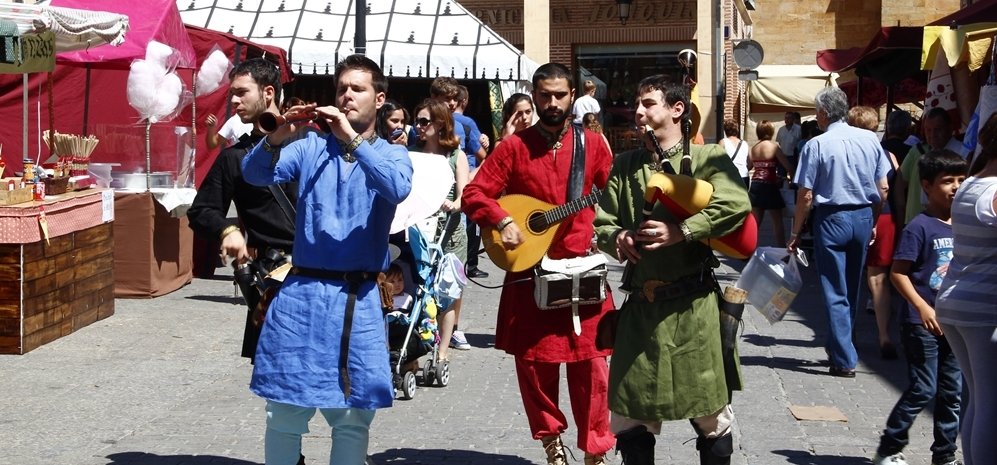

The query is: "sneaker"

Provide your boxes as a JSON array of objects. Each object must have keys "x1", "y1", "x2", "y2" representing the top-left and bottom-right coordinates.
[
  {"x1": 467, "y1": 266, "x2": 489, "y2": 278},
  {"x1": 872, "y1": 452, "x2": 908, "y2": 465},
  {"x1": 451, "y1": 330, "x2": 471, "y2": 350},
  {"x1": 541, "y1": 435, "x2": 567, "y2": 465}
]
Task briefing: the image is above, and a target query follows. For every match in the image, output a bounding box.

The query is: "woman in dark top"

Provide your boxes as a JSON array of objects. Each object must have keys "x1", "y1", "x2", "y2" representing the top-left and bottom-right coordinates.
[{"x1": 748, "y1": 120, "x2": 793, "y2": 246}]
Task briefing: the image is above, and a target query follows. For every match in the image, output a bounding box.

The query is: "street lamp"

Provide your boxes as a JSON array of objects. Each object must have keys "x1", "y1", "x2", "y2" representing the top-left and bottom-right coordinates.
[{"x1": 616, "y1": 0, "x2": 633, "y2": 25}]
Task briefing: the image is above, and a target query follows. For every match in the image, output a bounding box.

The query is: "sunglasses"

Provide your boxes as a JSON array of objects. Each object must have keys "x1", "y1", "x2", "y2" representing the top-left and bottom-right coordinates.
[{"x1": 414, "y1": 117, "x2": 432, "y2": 127}]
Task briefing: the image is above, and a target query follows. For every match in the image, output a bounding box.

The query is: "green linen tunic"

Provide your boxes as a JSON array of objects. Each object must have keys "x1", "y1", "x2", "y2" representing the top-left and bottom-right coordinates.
[{"x1": 594, "y1": 143, "x2": 751, "y2": 421}]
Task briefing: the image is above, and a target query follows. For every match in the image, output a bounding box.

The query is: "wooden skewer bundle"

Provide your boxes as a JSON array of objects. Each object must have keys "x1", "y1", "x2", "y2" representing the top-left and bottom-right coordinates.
[{"x1": 43, "y1": 131, "x2": 100, "y2": 177}]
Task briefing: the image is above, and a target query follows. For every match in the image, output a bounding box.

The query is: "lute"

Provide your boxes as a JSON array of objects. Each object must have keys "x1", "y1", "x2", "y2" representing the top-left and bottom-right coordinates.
[{"x1": 481, "y1": 189, "x2": 602, "y2": 272}]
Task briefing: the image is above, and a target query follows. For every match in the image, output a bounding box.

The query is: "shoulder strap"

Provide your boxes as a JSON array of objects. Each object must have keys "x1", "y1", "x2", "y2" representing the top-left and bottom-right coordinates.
[
  {"x1": 238, "y1": 139, "x2": 297, "y2": 225},
  {"x1": 268, "y1": 184, "x2": 296, "y2": 225},
  {"x1": 732, "y1": 140, "x2": 744, "y2": 160},
  {"x1": 567, "y1": 126, "x2": 586, "y2": 201}
]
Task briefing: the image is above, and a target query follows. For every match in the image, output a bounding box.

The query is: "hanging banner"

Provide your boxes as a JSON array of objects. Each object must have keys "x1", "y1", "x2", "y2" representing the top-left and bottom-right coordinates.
[{"x1": 0, "y1": 31, "x2": 55, "y2": 74}]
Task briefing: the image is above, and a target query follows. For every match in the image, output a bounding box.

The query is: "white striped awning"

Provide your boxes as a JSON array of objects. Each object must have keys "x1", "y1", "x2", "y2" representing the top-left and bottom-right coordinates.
[{"x1": 178, "y1": 0, "x2": 538, "y2": 81}]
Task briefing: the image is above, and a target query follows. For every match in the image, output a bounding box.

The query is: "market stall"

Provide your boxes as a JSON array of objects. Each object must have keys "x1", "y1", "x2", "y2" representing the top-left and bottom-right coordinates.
[
  {"x1": 0, "y1": 3, "x2": 126, "y2": 353},
  {"x1": 0, "y1": 189, "x2": 115, "y2": 354}
]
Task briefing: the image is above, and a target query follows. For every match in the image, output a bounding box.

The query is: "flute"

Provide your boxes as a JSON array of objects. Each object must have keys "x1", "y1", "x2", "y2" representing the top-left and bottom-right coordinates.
[{"x1": 258, "y1": 110, "x2": 319, "y2": 134}]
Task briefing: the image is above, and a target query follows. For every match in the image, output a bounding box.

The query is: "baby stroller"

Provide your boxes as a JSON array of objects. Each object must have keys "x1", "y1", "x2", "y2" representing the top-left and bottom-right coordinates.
[{"x1": 387, "y1": 211, "x2": 466, "y2": 400}]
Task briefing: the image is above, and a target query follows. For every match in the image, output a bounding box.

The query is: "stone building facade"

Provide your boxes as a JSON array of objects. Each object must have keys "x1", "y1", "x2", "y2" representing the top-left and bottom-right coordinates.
[{"x1": 458, "y1": 0, "x2": 965, "y2": 143}]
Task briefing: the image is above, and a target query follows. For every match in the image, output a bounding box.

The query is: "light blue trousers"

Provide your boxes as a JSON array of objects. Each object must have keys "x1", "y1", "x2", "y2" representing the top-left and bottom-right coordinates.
[{"x1": 264, "y1": 400, "x2": 375, "y2": 465}]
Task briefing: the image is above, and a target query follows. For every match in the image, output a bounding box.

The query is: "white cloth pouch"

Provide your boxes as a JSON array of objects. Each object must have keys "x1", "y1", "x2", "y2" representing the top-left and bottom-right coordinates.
[{"x1": 533, "y1": 254, "x2": 608, "y2": 310}]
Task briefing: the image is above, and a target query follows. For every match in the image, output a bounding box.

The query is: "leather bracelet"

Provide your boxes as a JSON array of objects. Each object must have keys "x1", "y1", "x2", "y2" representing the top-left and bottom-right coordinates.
[
  {"x1": 262, "y1": 136, "x2": 282, "y2": 155},
  {"x1": 496, "y1": 216, "x2": 514, "y2": 231},
  {"x1": 220, "y1": 225, "x2": 240, "y2": 240},
  {"x1": 345, "y1": 134, "x2": 364, "y2": 154}
]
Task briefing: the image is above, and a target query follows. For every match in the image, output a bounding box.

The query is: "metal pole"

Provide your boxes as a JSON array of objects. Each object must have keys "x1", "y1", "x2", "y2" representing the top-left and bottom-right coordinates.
[
  {"x1": 145, "y1": 120, "x2": 152, "y2": 191},
  {"x1": 355, "y1": 1, "x2": 366, "y2": 56},
  {"x1": 23, "y1": 74, "x2": 28, "y2": 160},
  {"x1": 715, "y1": 0, "x2": 724, "y2": 142}
]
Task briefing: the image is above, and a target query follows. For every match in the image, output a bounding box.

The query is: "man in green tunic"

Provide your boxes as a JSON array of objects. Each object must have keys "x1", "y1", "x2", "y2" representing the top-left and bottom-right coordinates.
[{"x1": 594, "y1": 74, "x2": 751, "y2": 465}]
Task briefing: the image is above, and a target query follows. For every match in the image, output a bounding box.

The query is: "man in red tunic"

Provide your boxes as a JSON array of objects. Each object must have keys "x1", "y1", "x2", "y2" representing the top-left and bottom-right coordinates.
[{"x1": 462, "y1": 63, "x2": 615, "y2": 465}]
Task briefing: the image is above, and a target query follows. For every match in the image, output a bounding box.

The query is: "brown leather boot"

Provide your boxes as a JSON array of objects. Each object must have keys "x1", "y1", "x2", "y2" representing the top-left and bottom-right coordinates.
[
  {"x1": 541, "y1": 435, "x2": 567, "y2": 465},
  {"x1": 584, "y1": 452, "x2": 607, "y2": 465}
]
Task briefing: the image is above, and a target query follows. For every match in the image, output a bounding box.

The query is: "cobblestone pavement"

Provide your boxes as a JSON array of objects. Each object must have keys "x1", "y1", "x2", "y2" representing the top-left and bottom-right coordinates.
[{"x1": 1, "y1": 221, "x2": 960, "y2": 465}]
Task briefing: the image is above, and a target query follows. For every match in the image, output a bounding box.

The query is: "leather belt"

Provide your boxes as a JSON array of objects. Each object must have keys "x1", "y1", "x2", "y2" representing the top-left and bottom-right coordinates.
[
  {"x1": 632, "y1": 272, "x2": 716, "y2": 303},
  {"x1": 288, "y1": 266, "x2": 378, "y2": 399},
  {"x1": 289, "y1": 266, "x2": 377, "y2": 283}
]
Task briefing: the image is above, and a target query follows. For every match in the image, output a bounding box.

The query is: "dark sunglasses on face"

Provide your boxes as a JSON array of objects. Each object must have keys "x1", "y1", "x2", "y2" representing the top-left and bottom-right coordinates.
[{"x1": 414, "y1": 117, "x2": 432, "y2": 127}]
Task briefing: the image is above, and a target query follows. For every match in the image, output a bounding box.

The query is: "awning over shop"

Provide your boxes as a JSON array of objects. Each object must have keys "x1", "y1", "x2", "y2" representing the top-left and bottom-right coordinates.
[
  {"x1": 920, "y1": 1, "x2": 997, "y2": 72},
  {"x1": 748, "y1": 65, "x2": 837, "y2": 113},
  {"x1": 0, "y1": 2, "x2": 128, "y2": 54},
  {"x1": 178, "y1": 0, "x2": 539, "y2": 81},
  {"x1": 816, "y1": 26, "x2": 924, "y2": 85}
]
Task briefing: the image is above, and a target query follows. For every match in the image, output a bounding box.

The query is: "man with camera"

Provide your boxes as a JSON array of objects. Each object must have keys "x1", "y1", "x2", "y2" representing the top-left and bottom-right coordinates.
[{"x1": 188, "y1": 58, "x2": 298, "y2": 361}]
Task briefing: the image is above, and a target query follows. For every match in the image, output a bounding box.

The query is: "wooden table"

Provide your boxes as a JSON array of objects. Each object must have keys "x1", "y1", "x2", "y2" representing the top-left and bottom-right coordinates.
[{"x1": 0, "y1": 188, "x2": 115, "y2": 354}]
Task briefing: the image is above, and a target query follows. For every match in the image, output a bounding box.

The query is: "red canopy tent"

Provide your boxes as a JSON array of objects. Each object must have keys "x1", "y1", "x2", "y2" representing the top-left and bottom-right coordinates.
[
  {"x1": 930, "y1": 0, "x2": 997, "y2": 26},
  {"x1": 0, "y1": 0, "x2": 291, "y2": 186},
  {"x1": 816, "y1": 26, "x2": 927, "y2": 110}
]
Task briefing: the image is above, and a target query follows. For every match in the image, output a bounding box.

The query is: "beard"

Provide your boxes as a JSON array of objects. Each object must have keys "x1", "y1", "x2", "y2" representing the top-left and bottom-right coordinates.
[{"x1": 538, "y1": 108, "x2": 569, "y2": 127}]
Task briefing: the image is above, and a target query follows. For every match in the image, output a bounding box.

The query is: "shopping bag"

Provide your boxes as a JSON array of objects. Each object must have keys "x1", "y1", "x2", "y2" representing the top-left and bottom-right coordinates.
[
  {"x1": 434, "y1": 252, "x2": 467, "y2": 310},
  {"x1": 735, "y1": 246, "x2": 805, "y2": 323}
]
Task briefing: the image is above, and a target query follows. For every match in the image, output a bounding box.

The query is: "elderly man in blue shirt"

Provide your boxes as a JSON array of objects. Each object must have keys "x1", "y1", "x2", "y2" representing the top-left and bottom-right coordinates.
[
  {"x1": 788, "y1": 87, "x2": 891, "y2": 378},
  {"x1": 242, "y1": 54, "x2": 413, "y2": 465}
]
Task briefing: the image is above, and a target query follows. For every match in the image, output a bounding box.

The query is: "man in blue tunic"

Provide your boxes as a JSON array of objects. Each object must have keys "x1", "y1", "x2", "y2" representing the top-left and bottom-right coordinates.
[{"x1": 242, "y1": 54, "x2": 413, "y2": 465}]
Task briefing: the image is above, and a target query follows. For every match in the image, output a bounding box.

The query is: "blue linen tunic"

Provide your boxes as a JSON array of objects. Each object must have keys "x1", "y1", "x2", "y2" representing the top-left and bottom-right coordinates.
[{"x1": 242, "y1": 131, "x2": 412, "y2": 409}]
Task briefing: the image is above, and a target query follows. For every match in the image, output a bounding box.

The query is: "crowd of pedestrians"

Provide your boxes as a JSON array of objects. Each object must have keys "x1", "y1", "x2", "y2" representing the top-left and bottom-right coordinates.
[{"x1": 186, "y1": 50, "x2": 996, "y2": 465}]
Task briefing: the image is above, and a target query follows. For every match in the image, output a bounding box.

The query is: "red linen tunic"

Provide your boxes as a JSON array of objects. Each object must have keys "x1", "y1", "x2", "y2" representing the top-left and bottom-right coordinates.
[{"x1": 462, "y1": 125, "x2": 614, "y2": 362}]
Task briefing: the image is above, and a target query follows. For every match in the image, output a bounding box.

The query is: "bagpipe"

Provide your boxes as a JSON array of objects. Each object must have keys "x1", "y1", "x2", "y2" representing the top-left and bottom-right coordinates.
[{"x1": 619, "y1": 119, "x2": 757, "y2": 293}]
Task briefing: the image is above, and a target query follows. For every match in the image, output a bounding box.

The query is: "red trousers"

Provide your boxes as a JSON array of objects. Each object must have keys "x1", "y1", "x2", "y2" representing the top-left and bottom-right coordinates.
[{"x1": 514, "y1": 356, "x2": 615, "y2": 455}]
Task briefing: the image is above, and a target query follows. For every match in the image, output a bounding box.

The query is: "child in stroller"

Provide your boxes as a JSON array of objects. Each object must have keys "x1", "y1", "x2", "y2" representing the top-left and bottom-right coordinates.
[{"x1": 385, "y1": 215, "x2": 466, "y2": 400}]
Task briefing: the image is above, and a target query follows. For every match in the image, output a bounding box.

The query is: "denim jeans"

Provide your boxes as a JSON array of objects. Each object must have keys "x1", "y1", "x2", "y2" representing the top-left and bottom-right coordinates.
[
  {"x1": 877, "y1": 323, "x2": 962, "y2": 463},
  {"x1": 812, "y1": 205, "x2": 873, "y2": 370}
]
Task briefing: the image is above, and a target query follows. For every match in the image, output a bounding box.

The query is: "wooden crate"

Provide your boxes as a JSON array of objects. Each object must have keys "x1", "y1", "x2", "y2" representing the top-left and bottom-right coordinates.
[
  {"x1": 0, "y1": 183, "x2": 33, "y2": 206},
  {"x1": 0, "y1": 222, "x2": 115, "y2": 354}
]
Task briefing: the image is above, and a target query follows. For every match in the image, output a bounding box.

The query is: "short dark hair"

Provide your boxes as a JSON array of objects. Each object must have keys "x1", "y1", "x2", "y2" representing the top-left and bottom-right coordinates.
[
  {"x1": 335, "y1": 54, "x2": 388, "y2": 94},
  {"x1": 532, "y1": 63, "x2": 574, "y2": 90},
  {"x1": 230, "y1": 58, "x2": 282, "y2": 102},
  {"x1": 636, "y1": 74, "x2": 689, "y2": 116},
  {"x1": 723, "y1": 119, "x2": 739, "y2": 137},
  {"x1": 456, "y1": 85, "x2": 469, "y2": 105},
  {"x1": 923, "y1": 107, "x2": 952, "y2": 126},
  {"x1": 430, "y1": 76, "x2": 459, "y2": 99},
  {"x1": 756, "y1": 120, "x2": 775, "y2": 141},
  {"x1": 886, "y1": 110, "x2": 912, "y2": 138},
  {"x1": 918, "y1": 149, "x2": 967, "y2": 183}
]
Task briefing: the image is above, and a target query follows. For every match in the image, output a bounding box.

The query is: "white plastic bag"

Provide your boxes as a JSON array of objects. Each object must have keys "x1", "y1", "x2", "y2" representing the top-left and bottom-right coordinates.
[
  {"x1": 434, "y1": 252, "x2": 467, "y2": 310},
  {"x1": 736, "y1": 246, "x2": 805, "y2": 323}
]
